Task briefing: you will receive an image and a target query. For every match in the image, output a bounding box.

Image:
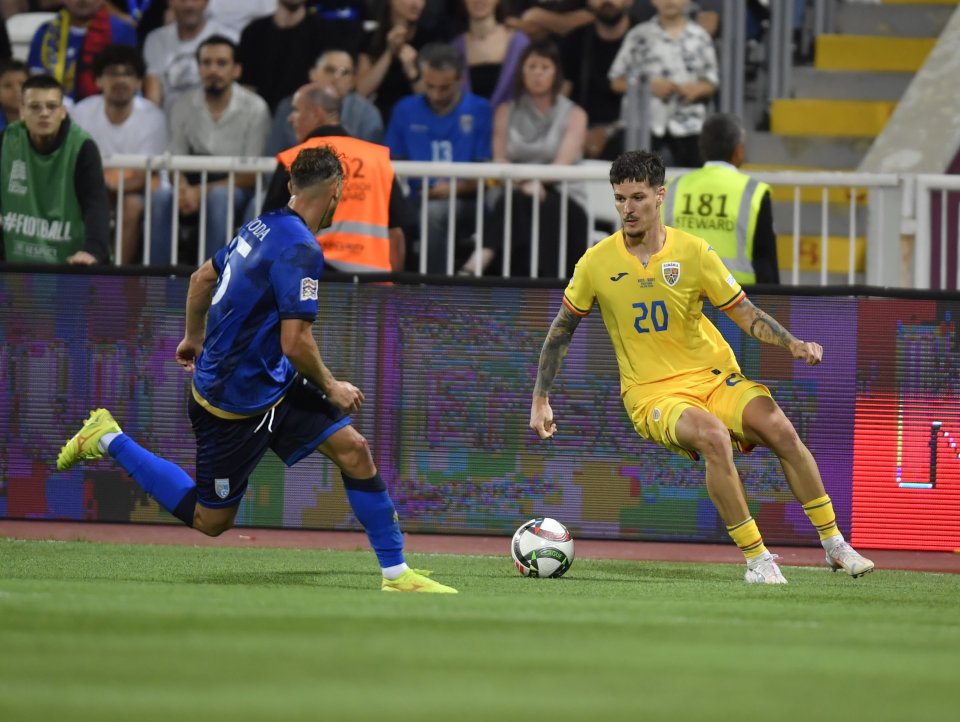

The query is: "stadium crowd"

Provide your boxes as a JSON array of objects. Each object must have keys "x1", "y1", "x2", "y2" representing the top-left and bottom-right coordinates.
[{"x1": 0, "y1": 0, "x2": 795, "y2": 274}]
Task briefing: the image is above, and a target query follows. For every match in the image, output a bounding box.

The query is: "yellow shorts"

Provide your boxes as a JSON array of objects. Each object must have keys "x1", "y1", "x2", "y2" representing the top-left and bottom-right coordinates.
[{"x1": 623, "y1": 368, "x2": 772, "y2": 460}]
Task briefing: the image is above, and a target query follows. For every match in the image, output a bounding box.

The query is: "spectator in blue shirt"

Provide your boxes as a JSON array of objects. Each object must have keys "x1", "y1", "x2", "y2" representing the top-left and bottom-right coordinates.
[
  {"x1": 385, "y1": 42, "x2": 492, "y2": 274},
  {"x1": 27, "y1": 0, "x2": 138, "y2": 102}
]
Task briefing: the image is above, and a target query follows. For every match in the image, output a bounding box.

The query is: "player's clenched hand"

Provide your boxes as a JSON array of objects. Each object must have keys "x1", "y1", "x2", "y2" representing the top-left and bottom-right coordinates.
[
  {"x1": 328, "y1": 380, "x2": 365, "y2": 413},
  {"x1": 175, "y1": 338, "x2": 201, "y2": 372},
  {"x1": 530, "y1": 397, "x2": 557, "y2": 440},
  {"x1": 790, "y1": 340, "x2": 823, "y2": 365}
]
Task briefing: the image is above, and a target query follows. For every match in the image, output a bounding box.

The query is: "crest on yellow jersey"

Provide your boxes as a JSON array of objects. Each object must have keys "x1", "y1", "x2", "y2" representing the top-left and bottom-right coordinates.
[{"x1": 661, "y1": 262, "x2": 680, "y2": 286}]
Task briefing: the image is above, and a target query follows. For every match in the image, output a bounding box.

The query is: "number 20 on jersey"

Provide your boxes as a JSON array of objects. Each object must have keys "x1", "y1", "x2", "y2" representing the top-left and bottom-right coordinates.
[{"x1": 633, "y1": 300, "x2": 668, "y2": 334}]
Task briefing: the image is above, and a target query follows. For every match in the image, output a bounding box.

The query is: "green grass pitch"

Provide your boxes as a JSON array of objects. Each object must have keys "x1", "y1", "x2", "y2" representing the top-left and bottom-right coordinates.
[{"x1": 1, "y1": 538, "x2": 958, "y2": 722}]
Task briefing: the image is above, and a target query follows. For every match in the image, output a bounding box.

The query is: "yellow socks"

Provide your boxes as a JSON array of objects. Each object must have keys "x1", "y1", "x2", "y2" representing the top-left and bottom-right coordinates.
[
  {"x1": 803, "y1": 495, "x2": 841, "y2": 542},
  {"x1": 728, "y1": 496, "x2": 841, "y2": 563},
  {"x1": 727, "y1": 516, "x2": 768, "y2": 561}
]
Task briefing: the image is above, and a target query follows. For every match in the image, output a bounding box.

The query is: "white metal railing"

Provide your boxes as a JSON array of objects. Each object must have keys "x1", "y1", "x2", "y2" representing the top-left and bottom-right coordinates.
[
  {"x1": 105, "y1": 154, "x2": 275, "y2": 267},
  {"x1": 915, "y1": 175, "x2": 960, "y2": 290},
  {"x1": 747, "y1": 168, "x2": 901, "y2": 286},
  {"x1": 101, "y1": 155, "x2": 957, "y2": 288}
]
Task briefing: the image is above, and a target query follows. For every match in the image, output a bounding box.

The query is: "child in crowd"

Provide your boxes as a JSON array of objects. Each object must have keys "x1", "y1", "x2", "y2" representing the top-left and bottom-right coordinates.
[{"x1": 0, "y1": 58, "x2": 28, "y2": 131}]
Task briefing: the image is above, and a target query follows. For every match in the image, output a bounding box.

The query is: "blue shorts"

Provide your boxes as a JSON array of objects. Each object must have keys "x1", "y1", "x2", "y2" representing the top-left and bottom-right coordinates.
[{"x1": 188, "y1": 376, "x2": 352, "y2": 508}]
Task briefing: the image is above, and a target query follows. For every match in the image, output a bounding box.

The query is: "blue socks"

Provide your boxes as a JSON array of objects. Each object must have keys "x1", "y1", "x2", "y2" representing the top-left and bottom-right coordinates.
[
  {"x1": 107, "y1": 435, "x2": 197, "y2": 527},
  {"x1": 104, "y1": 433, "x2": 402, "y2": 551},
  {"x1": 342, "y1": 473, "x2": 405, "y2": 568}
]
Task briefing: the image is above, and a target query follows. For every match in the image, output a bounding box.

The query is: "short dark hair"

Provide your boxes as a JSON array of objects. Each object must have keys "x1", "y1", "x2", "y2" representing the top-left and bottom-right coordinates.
[
  {"x1": 418, "y1": 42, "x2": 465, "y2": 77},
  {"x1": 514, "y1": 40, "x2": 564, "y2": 99},
  {"x1": 196, "y1": 34, "x2": 238, "y2": 64},
  {"x1": 290, "y1": 146, "x2": 345, "y2": 192},
  {"x1": 609, "y1": 150, "x2": 666, "y2": 188},
  {"x1": 0, "y1": 58, "x2": 28, "y2": 79},
  {"x1": 698, "y1": 113, "x2": 745, "y2": 162},
  {"x1": 93, "y1": 44, "x2": 147, "y2": 79},
  {"x1": 21, "y1": 74, "x2": 63, "y2": 97}
]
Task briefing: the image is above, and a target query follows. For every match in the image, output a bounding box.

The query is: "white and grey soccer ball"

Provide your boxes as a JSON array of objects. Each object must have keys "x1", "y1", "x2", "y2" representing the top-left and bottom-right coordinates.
[{"x1": 511, "y1": 517, "x2": 575, "y2": 578}]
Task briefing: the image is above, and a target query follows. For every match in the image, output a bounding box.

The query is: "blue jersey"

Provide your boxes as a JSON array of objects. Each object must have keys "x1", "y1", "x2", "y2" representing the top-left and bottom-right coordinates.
[
  {"x1": 28, "y1": 19, "x2": 138, "y2": 101},
  {"x1": 385, "y1": 92, "x2": 492, "y2": 195},
  {"x1": 192, "y1": 208, "x2": 324, "y2": 417}
]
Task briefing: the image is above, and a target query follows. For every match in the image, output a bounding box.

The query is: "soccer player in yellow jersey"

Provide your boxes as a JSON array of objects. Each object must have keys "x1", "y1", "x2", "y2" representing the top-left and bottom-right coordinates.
[{"x1": 529, "y1": 150, "x2": 874, "y2": 584}]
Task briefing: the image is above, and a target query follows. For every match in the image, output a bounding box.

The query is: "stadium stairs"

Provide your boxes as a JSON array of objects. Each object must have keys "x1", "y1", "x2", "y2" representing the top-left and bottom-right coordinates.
[{"x1": 744, "y1": 0, "x2": 958, "y2": 278}]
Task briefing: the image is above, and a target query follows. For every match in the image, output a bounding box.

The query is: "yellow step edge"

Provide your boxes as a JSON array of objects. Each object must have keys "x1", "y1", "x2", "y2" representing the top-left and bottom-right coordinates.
[
  {"x1": 777, "y1": 234, "x2": 866, "y2": 273},
  {"x1": 770, "y1": 99, "x2": 896, "y2": 138},
  {"x1": 815, "y1": 35, "x2": 936, "y2": 72},
  {"x1": 743, "y1": 165, "x2": 869, "y2": 205},
  {"x1": 769, "y1": 185, "x2": 867, "y2": 205}
]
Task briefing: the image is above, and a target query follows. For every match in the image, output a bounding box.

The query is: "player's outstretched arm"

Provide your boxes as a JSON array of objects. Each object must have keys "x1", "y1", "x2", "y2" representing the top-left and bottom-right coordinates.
[
  {"x1": 530, "y1": 305, "x2": 582, "y2": 439},
  {"x1": 280, "y1": 319, "x2": 364, "y2": 413},
  {"x1": 725, "y1": 297, "x2": 823, "y2": 365},
  {"x1": 177, "y1": 260, "x2": 219, "y2": 372}
]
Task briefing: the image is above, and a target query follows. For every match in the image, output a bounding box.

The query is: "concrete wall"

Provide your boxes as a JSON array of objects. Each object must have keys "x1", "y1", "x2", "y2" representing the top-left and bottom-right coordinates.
[{"x1": 859, "y1": 7, "x2": 960, "y2": 174}]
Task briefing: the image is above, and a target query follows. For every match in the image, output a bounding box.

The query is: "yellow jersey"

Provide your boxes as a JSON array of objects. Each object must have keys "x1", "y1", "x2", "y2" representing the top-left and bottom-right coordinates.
[{"x1": 563, "y1": 226, "x2": 745, "y2": 393}]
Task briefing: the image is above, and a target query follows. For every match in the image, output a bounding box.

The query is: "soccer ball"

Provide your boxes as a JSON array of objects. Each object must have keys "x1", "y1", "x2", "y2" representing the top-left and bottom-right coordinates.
[{"x1": 511, "y1": 517, "x2": 575, "y2": 578}]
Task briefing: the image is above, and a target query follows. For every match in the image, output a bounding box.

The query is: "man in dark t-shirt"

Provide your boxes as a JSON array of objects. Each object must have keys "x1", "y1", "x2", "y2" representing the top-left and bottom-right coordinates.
[
  {"x1": 560, "y1": 0, "x2": 636, "y2": 160},
  {"x1": 238, "y1": 0, "x2": 362, "y2": 112}
]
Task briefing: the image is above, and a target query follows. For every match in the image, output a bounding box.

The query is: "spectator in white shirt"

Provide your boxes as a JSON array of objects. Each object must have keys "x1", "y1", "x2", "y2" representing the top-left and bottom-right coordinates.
[
  {"x1": 149, "y1": 35, "x2": 270, "y2": 265},
  {"x1": 71, "y1": 44, "x2": 168, "y2": 264},
  {"x1": 608, "y1": 0, "x2": 718, "y2": 168},
  {"x1": 208, "y1": 0, "x2": 278, "y2": 37},
  {"x1": 142, "y1": 0, "x2": 238, "y2": 115}
]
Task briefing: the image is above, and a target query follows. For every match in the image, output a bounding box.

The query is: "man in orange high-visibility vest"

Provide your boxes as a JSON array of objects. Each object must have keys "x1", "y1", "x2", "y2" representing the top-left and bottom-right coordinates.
[{"x1": 263, "y1": 83, "x2": 409, "y2": 273}]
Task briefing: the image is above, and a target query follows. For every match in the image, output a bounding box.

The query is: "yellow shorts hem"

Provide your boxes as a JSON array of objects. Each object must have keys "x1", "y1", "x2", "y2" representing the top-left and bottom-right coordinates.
[{"x1": 623, "y1": 371, "x2": 772, "y2": 459}]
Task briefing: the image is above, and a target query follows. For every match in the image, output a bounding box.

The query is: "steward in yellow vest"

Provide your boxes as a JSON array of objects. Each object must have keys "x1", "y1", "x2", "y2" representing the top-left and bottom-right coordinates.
[
  {"x1": 264, "y1": 83, "x2": 407, "y2": 273},
  {"x1": 662, "y1": 113, "x2": 779, "y2": 284}
]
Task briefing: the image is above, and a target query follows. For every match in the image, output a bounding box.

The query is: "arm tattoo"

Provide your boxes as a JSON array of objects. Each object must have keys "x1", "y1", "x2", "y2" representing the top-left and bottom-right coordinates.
[
  {"x1": 743, "y1": 299, "x2": 796, "y2": 349},
  {"x1": 533, "y1": 306, "x2": 582, "y2": 397}
]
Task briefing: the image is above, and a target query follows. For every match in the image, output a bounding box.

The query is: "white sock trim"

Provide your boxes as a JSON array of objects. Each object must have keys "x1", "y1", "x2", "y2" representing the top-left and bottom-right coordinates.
[
  {"x1": 821, "y1": 533, "x2": 845, "y2": 552},
  {"x1": 381, "y1": 563, "x2": 409, "y2": 580},
  {"x1": 98, "y1": 432, "x2": 121, "y2": 454}
]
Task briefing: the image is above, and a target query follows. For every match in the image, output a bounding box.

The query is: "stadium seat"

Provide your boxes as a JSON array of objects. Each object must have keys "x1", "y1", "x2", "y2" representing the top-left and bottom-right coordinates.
[{"x1": 6, "y1": 12, "x2": 55, "y2": 61}]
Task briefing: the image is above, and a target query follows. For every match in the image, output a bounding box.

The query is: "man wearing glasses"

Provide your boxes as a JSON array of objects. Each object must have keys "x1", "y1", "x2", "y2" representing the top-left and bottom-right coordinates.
[
  {"x1": 266, "y1": 50, "x2": 383, "y2": 156},
  {"x1": 0, "y1": 74, "x2": 109, "y2": 265}
]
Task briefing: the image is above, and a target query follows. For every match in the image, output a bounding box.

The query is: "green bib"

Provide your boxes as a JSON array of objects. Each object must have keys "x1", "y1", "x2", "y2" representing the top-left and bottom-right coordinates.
[
  {"x1": 1, "y1": 120, "x2": 89, "y2": 263},
  {"x1": 663, "y1": 165, "x2": 770, "y2": 284}
]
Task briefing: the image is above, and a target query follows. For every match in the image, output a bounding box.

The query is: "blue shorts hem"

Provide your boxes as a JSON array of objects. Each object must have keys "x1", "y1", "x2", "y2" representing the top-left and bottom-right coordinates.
[
  {"x1": 196, "y1": 495, "x2": 244, "y2": 509},
  {"x1": 283, "y1": 415, "x2": 352, "y2": 466}
]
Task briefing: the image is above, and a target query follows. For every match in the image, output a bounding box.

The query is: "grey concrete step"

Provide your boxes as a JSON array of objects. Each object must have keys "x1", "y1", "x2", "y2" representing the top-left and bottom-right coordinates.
[
  {"x1": 835, "y1": 3, "x2": 954, "y2": 37},
  {"x1": 746, "y1": 132, "x2": 873, "y2": 170},
  {"x1": 791, "y1": 67, "x2": 913, "y2": 101}
]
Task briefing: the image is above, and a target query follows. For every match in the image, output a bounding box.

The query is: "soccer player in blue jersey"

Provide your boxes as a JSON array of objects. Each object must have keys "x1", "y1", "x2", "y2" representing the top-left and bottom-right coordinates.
[
  {"x1": 57, "y1": 146, "x2": 456, "y2": 593},
  {"x1": 529, "y1": 149, "x2": 874, "y2": 584}
]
